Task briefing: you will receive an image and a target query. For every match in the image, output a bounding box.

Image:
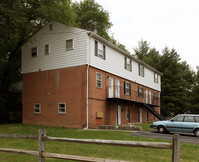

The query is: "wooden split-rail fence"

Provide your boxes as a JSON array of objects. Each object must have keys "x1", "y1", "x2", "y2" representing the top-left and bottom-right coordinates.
[{"x1": 0, "y1": 129, "x2": 180, "y2": 162}]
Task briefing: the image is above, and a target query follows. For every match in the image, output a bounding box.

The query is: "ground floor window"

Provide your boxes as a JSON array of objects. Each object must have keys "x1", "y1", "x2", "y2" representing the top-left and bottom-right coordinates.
[
  {"x1": 126, "y1": 107, "x2": 130, "y2": 121},
  {"x1": 34, "y1": 103, "x2": 41, "y2": 114},
  {"x1": 58, "y1": 103, "x2": 66, "y2": 114}
]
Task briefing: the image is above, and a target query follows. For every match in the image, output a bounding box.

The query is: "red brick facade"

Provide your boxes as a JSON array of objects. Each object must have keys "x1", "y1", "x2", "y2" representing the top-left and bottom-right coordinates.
[{"x1": 23, "y1": 65, "x2": 160, "y2": 128}]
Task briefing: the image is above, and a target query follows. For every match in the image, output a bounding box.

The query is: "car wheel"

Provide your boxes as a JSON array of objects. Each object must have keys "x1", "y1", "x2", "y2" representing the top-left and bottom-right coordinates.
[
  {"x1": 158, "y1": 126, "x2": 166, "y2": 133},
  {"x1": 194, "y1": 129, "x2": 199, "y2": 137}
]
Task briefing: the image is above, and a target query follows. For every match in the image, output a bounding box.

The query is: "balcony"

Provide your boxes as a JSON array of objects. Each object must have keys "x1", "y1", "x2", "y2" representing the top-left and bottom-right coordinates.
[{"x1": 106, "y1": 86, "x2": 160, "y2": 107}]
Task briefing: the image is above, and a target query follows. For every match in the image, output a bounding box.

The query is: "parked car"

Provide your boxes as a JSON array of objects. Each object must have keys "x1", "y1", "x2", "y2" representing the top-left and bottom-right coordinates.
[{"x1": 150, "y1": 114, "x2": 199, "y2": 137}]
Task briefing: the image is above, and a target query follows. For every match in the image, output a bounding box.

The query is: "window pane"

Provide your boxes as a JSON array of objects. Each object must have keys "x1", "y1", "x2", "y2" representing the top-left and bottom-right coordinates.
[
  {"x1": 66, "y1": 39, "x2": 73, "y2": 51},
  {"x1": 184, "y1": 116, "x2": 195, "y2": 122},
  {"x1": 195, "y1": 117, "x2": 199, "y2": 122},
  {"x1": 172, "y1": 116, "x2": 184, "y2": 122},
  {"x1": 32, "y1": 47, "x2": 37, "y2": 57},
  {"x1": 58, "y1": 103, "x2": 66, "y2": 113},
  {"x1": 45, "y1": 44, "x2": 49, "y2": 54}
]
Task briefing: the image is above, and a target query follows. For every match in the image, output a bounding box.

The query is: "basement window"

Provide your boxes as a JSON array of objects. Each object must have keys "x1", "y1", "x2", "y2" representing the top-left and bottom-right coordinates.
[
  {"x1": 34, "y1": 103, "x2": 41, "y2": 114},
  {"x1": 58, "y1": 103, "x2": 66, "y2": 114}
]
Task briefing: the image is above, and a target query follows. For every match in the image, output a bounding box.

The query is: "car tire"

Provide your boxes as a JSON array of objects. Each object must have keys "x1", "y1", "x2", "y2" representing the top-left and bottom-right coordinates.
[
  {"x1": 194, "y1": 129, "x2": 199, "y2": 137},
  {"x1": 157, "y1": 126, "x2": 166, "y2": 134}
]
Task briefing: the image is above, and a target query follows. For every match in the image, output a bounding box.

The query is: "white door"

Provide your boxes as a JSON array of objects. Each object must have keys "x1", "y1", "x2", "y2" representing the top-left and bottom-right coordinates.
[
  {"x1": 109, "y1": 77, "x2": 114, "y2": 98},
  {"x1": 145, "y1": 89, "x2": 148, "y2": 104},
  {"x1": 115, "y1": 79, "x2": 120, "y2": 98},
  {"x1": 116, "y1": 106, "x2": 121, "y2": 125},
  {"x1": 149, "y1": 90, "x2": 152, "y2": 104},
  {"x1": 139, "y1": 108, "x2": 142, "y2": 123}
]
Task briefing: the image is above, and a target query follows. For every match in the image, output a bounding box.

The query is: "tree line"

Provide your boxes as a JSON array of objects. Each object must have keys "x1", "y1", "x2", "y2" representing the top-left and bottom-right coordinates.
[
  {"x1": 0, "y1": 0, "x2": 198, "y2": 122},
  {"x1": 134, "y1": 40, "x2": 199, "y2": 115}
]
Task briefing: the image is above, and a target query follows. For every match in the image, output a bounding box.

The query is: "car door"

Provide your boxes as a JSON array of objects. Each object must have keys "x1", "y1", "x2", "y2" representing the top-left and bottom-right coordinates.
[
  {"x1": 182, "y1": 116, "x2": 197, "y2": 133},
  {"x1": 165, "y1": 115, "x2": 184, "y2": 132}
]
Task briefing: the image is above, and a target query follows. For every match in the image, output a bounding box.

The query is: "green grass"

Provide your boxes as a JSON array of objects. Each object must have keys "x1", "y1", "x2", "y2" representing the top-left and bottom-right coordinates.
[{"x1": 0, "y1": 124, "x2": 198, "y2": 162}]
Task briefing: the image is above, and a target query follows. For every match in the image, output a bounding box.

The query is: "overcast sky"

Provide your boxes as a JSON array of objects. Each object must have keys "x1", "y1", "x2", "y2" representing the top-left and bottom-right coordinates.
[{"x1": 75, "y1": 0, "x2": 199, "y2": 71}]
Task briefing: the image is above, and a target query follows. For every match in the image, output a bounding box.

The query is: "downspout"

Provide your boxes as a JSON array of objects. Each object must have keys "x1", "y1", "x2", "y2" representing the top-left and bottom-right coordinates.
[{"x1": 85, "y1": 32, "x2": 93, "y2": 129}]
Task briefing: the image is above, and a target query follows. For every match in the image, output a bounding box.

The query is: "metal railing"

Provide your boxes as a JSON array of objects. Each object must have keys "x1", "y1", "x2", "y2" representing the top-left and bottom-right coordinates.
[{"x1": 107, "y1": 86, "x2": 160, "y2": 106}]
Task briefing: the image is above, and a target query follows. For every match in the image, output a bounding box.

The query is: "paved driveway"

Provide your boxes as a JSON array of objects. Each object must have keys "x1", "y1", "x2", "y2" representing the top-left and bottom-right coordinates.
[{"x1": 131, "y1": 131, "x2": 199, "y2": 144}]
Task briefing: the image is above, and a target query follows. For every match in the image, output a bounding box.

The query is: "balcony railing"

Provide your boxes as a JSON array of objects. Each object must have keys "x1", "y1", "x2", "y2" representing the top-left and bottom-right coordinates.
[{"x1": 106, "y1": 86, "x2": 160, "y2": 106}]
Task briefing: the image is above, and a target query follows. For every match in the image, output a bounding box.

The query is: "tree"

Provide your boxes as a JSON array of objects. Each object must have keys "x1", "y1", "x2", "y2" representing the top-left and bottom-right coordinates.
[{"x1": 72, "y1": 0, "x2": 112, "y2": 40}]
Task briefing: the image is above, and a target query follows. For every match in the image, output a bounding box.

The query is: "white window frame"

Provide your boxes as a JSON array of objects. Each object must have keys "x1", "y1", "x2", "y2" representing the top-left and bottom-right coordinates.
[
  {"x1": 95, "y1": 40, "x2": 106, "y2": 59},
  {"x1": 138, "y1": 64, "x2": 144, "y2": 77},
  {"x1": 31, "y1": 47, "x2": 38, "y2": 57},
  {"x1": 138, "y1": 86, "x2": 144, "y2": 98},
  {"x1": 96, "y1": 72, "x2": 102, "y2": 88},
  {"x1": 66, "y1": 39, "x2": 74, "y2": 51},
  {"x1": 154, "y1": 73, "x2": 158, "y2": 83},
  {"x1": 58, "y1": 103, "x2": 66, "y2": 114},
  {"x1": 45, "y1": 44, "x2": 50, "y2": 55},
  {"x1": 125, "y1": 82, "x2": 130, "y2": 95},
  {"x1": 124, "y1": 57, "x2": 132, "y2": 71},
  {"x1": 34, "y1": 103, "x2": 41, "y2": 114}
]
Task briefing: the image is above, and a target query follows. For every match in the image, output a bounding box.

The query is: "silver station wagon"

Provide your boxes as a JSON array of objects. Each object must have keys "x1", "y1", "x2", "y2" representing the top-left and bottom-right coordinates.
[{"x1": 150, "y1": 114, "x2": 199, "y2": 137}]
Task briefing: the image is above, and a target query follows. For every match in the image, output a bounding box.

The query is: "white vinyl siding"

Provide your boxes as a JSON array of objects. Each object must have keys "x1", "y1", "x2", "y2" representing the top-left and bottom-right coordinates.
[
  {"x1": 89, "y1": 37, "x2": 161, "y2": 91},
  {"x1": 22, "y1": 22, "x2": 88, "y2": 74}
]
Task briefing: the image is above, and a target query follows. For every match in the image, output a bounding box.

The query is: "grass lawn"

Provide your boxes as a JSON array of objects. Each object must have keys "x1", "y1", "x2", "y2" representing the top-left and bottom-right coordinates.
[{"x1": 0, "y1": 123, "x2": 198, "y2": 162}]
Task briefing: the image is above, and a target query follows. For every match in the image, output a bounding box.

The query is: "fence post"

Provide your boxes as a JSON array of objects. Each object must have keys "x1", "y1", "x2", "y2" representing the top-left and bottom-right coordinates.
[
  {"x1": 172, "y1": 134, "x2": 180, "y2": 162},
  {"x1": 38, "y1": 129, "x2": 46, "y2": 162}
]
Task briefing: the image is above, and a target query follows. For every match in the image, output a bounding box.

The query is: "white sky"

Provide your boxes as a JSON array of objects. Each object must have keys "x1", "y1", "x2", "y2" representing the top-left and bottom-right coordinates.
[{"x1": 75, "y1": 0, "x2": 199, "y2": 71}]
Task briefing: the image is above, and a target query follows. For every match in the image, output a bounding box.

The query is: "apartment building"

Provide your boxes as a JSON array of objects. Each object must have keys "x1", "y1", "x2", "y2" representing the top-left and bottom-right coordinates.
[{"x1": 21, "y1": 22, "x2": 162, "y2": 128}]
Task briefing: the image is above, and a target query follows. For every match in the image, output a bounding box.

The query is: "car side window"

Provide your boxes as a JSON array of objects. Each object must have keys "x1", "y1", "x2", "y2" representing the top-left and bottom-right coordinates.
[
  {"x1": 184, "y1": 116, "x2": 195, "y2": 122},
  {"x1": 172, "y1": 116, "x2": 184, "y2": 122},
  {"x1": 195, "y1": 117, "x2": 199, "y2": 122}
]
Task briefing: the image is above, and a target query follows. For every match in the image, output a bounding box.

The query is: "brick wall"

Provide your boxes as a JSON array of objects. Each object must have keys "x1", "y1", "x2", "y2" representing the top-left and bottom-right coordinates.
[{"x1": 23, "y1": 65, "x2": 87, "y2": 128}]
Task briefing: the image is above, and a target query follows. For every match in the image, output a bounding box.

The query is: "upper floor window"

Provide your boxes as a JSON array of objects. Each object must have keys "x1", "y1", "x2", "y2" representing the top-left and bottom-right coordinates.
[
  {"x1": 66, "y1": 39, "x2": 74, "y2": 51},
  {"x1": 124, "y1": 57, "x2": 132, "y2": 71},
  {"x1": 124, "y1": 81, "x2": 131, "y2": 95},
  {"x1": 96, "y1": 72, "x2": 102, "y2": 88},
  {"x1": 138, "y1": 64, "x2": 144, "y2": 77},
  {"x1": 45, "y1": 44, "x2": 50, "y2": 55},
  {"x1": 95, "y1": 40, "x2": 106, "y2": 59},
  {"x1": 138, "y1": 86, "x2": 143, "y2": 98},
  {"x1": 58, "y1": 103, "x2": 66, "y2": 114},
  {"x1": 31, "y1": 47, "x2": 38, "y2": 57},
  {"x1": 154, "y1": 73, "x2": 158, "y2": 83},
  {"x1": 34, "y1": 103, "x2": 41, "y2": 114}
]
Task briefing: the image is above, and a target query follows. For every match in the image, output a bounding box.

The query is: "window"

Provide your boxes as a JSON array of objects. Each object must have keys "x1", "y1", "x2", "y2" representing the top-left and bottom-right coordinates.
[
  {"x1": 45, "y1": 44, "x2": 50, "y2": 55},
  {"x1": 138, "y1": 86, "x2": 143, "y2": 98},
  {"x1": 126, "y1": 107, "x2": 130, "y2": 121},
  {"x1": 154, "y1": 73, "x2": 158, "y2": 83},
  {"x1": 96, "y1": 72, "x2": 102, "y2": 88},
  {"x1": 138, "y1": 64, "x2": 144, "y2": 77},
  {"x1": 124, "y1": 81, "x2": 131, "y2": 95},
  {"x1": 34, "y1": 103, "x2": 40, "y2": 114},
  {"x1": 31, "y1": 47, "x2": 37, "y2": 57},
  {"x1": 195, "y1": 117, "x2": 199, "y2": 122},
  {"x1": 153, "y1": 92, "x2": 158, "y2": 102},
  {"x1": 49, "y1": 24, "x2": 53, "y2": 31},
  {"x1": 66, "y1": 39, "x2": 73, "y2": 51},
  {"x1": 95, "y1": 41, "x2": 106, "y2": 59},
  {"x1": 124, "y1": 57, "x2": 132, "y2": 71},
  {"x1": 58, "y1": 103, "x2": 66, "y2": 114},
  {"x1": 184, "y1": 116, "x2": 195, "y2": 122},
  {"x1": 172, "y1": 115, "x2": 184, "y2": 122}
]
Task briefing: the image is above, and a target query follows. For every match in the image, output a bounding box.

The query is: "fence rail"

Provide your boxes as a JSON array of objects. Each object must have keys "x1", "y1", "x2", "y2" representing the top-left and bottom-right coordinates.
[{"x1": 0, "y1": 129, "x2": 180, "y2": 162}]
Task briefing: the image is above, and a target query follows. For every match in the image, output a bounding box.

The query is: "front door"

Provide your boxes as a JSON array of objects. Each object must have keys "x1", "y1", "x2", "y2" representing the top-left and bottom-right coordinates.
[
  {"x1": 115, "y1": 79, "x2": 120, "y2": 98},
  {"x1": 139, "y1": 108, "x2": 142, "y2": 123},
  {"x1": 116, "y1": 106, "x2": 121, "y2": 125},
  {"x1": 109, "y1": 77, "x2": 114, "y2": 98}
]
